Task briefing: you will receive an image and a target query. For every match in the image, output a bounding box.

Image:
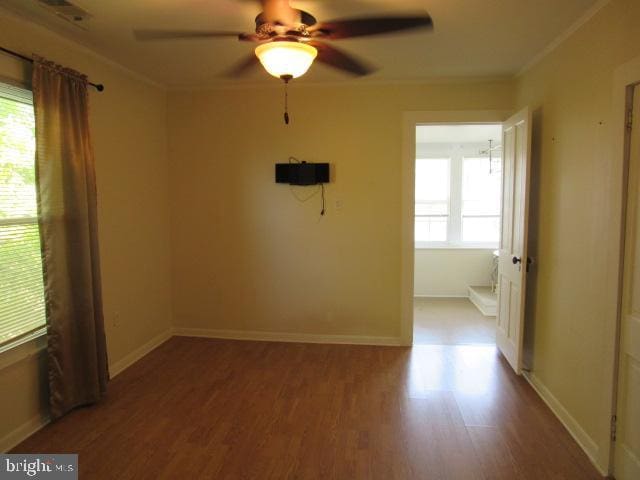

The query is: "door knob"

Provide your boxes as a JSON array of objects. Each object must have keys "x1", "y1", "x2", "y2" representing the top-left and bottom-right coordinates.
[{"x1": 512, "y1": 256, "x2": 522, "y2": 264}]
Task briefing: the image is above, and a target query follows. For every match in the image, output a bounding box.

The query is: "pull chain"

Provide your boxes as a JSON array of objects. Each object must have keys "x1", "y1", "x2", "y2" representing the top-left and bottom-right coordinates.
[
  {"x1": 284, "y1": 81, "x2": 289, "y2": 124},
  {"x1": 488, "y1": 139, "x2": 493, "y2": 174},
  {"x1": 281, "y1": 74, "x2": 292, "y2": 125}
]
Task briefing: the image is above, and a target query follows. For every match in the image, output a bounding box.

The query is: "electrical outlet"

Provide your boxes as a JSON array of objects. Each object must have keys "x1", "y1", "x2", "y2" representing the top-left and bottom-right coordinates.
[{"x1": 335, "y1": 199, "x2": 343, "y2": 211}]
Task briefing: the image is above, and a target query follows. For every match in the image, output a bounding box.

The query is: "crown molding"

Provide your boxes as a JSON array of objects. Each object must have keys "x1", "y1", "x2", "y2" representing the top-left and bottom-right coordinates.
[
  {"x1": 516, "y1": 0, "x2": 612, "y2": 77},
  {"x1": 0, "y1": 5, "x2": 166, "y2": 90}
]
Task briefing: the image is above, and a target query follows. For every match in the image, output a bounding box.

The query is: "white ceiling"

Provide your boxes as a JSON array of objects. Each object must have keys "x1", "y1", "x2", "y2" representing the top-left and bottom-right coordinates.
[
  {"x1": 1, "y1": 0, "x2": 600, "y2": 88},
  {"x1": 417, "y1": 124, "x2": 502, "y2": 144}
]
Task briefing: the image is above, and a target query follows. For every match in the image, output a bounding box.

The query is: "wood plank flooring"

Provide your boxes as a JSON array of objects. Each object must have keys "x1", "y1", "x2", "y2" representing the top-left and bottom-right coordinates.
[
  {"x1": 13, "y1": 337, "x2": 602, "y2": 479},
  {"x1": 413, "y1": 298, "x2": 495, "y2": 345}
]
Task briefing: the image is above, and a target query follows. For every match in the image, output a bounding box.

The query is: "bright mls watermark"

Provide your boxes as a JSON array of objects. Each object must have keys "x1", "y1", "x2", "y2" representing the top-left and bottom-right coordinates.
[{"x1": 0, "y1": 454, "x2": 77, "y2": 479}]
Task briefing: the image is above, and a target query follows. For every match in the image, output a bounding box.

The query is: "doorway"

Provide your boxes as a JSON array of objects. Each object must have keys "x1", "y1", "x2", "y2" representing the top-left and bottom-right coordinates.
[
  {"x1": 402, "y1": 108, "x2": 532, "y2": 375},
  {"x1": 603, "y1": 54, "x2": 640, "y2": 479},
  {"x1": 412, "y1": 124, "x2": 502, "y2": 346},
  {"x1": 610, "y1": 82, "x2": 640, "y2": 480}
]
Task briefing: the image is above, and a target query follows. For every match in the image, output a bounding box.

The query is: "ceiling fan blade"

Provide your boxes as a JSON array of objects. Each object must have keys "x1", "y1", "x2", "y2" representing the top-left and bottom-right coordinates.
[
  {"x1": 308, "y1": 41, "x2": 376, "y2": 76},
  {"x1": 310, "y1": 14, "x2": 433, "y2": 40},
  {"x1": 223, "y1": 53, "x2": 260, "y2": 77},
  {"x1": 133, "y1": 29, "x2": 256, "y2": 41}
]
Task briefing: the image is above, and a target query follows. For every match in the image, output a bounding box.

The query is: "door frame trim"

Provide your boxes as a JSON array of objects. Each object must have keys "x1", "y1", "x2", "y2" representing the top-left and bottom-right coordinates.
[
  {"x1": 400, "y1": 110, "x2": 512, "y2": 346},
  {"x1": 608, "y1": 55, "x2": 640, "y2": 476}
]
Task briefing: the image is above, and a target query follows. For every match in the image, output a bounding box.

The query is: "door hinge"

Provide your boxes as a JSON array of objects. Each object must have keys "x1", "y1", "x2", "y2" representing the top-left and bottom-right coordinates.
[
  {"x1": 627, "y1": 108, "x2": 633, "y2": 130},
  {"x1": 526, "y1": 257, "x2": 533, "y2": 273},
  {"x1": 610, "y1": 415, "x2": 617, "y2": 442}
]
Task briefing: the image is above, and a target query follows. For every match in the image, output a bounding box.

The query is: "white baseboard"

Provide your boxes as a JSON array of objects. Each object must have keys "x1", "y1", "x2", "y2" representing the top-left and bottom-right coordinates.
[
  {"x1": 414, "y1": 294, "x2": 469, "y2": 298},
  {"x1": 109, "y1": 328, "x2": 173, "y2": 378},
  {"x1": 1, "y1": 328, "x2": 173, "y2": 453},
  {"x1": 0, "y1": 414, "x2": 50, "y2": 453},
  {"x1": 172, "y1": 327, "x2": 403, "y2": 346},
  {"x1": 523, "y1": 372, "x2": 607, "y2": 476}
]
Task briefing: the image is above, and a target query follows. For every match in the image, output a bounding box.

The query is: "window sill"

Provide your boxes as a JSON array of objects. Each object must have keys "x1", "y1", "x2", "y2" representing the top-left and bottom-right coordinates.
[
  {"x1": 415, "y1": 243, "x2": 498, "y2": 250},
  {"x1": 0, "y1": 327, "x2": 47, "y2": 372}
]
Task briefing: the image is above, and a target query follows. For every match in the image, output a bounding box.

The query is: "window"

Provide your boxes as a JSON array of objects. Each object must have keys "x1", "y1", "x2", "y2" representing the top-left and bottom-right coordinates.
[
  {"x1": 414, "y1": 139, "x2": 502, "y2": 248},
  {"x1": 0, "y1": 83, "x2": 46, "y2": 346},
  {"x1": 415, "y1": 158, "x2": 450, "y2": 242},
  {"x1": 461, "y1": 157, "x2": 501, "y2": 243}
]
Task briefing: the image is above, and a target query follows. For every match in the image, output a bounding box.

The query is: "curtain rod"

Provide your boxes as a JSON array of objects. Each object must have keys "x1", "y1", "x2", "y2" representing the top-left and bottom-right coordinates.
[{"x1": 0, "y1": 46, "x2": 104, "y2": 92}]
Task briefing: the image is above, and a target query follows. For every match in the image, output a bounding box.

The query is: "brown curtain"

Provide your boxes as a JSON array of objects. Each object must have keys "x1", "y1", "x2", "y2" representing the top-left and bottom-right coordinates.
[{"x1": 32, "y1": 56, "x2": 108, "y2": 420}]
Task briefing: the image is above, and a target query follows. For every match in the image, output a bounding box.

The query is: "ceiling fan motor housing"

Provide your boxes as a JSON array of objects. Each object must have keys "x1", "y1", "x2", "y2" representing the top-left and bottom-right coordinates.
[{"x1": 254, "y1": 9, "x2": 317, "y2": 33}]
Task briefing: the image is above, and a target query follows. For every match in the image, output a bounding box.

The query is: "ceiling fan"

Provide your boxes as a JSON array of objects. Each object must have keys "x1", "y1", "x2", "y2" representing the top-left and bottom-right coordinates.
[{"x1": 133, "y1": 0, "x2": 434, "y2": 81}]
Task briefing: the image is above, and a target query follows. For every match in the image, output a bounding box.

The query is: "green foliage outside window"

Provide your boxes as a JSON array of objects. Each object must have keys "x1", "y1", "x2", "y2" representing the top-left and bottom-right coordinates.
[{"x1": 0, "y1": 92, "x2": 47, "y2": 345}]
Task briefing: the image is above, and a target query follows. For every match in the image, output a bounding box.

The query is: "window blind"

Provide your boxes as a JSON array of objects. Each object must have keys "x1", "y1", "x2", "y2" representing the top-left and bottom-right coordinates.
[{"x1": 0, "y1": 82, "x2": 47, "y2": 345}]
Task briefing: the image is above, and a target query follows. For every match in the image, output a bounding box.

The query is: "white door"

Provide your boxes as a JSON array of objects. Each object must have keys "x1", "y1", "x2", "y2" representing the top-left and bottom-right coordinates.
[
  {"x1": 613, "y1": 86, "x2": 640, "y2": 480},
  {"x1": 496, "y1": 107, "x2": 532, "y2": 374}
]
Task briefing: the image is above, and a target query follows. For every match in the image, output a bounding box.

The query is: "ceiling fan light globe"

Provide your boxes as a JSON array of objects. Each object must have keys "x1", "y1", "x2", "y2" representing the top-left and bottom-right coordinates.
[{"x1": 254, "y1": 41, "x2": 317, "y2": 79}]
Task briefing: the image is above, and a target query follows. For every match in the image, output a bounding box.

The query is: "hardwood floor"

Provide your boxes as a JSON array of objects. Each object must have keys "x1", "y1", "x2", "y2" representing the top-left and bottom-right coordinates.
[
  {"x1": 413, "y1": 298, "x2": 495, "y2": 345},
  {"x1": 13, "y1": 337, "x2": 601, "y2": 479}
]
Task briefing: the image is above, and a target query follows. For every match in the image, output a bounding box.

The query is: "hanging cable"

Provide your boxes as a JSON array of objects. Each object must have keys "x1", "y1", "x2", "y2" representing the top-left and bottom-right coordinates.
[
  {"x1": 489, "y1": 139, "x2": 493, "y2": 175},
  {"x1": 286, "y1": 156, "x2": 326, "y2": 216}
]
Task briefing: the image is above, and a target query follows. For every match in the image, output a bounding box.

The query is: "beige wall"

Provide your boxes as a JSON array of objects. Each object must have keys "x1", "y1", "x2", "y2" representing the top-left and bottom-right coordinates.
[
  {"x1": 0, "y1": 11, "x2": 172, "y2": 448},
  {"x1": 167, "y1": 81, "x2": 514, "y2": 339},
  {"x1": 2, "y1": 0, "x2": 636, "y2": 474},
  {"x1": 414, "y1": 249, "x2": 495, "y2": 297},
  {"x1": 516, "y1": 0, "x2": 640, "y2": 471}
]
